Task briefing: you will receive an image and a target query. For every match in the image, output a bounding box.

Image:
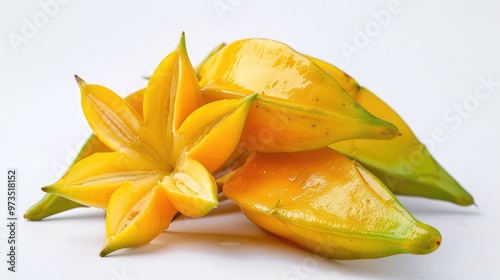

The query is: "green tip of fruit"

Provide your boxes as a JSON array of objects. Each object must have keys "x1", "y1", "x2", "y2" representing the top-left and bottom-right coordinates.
[
  {"x1": 380, "y1": 121, "x2": 399, "y2": 139},
  {"x1": 245, "y1": 92, "x2": 258, "y2": 102},
  {"x1": 363, "y1": 118, "x2": 400, "y2": 141},
  {"x1": 179, "y1": 32, "x2": 187, "y2": 51},
  {"x1": 405, "y1": 222, "x2": 442, "y2": 255},
  {"x1": 24, "y1": 194, "x2": 86, "y2": 221},
  {"x1": 99, "y1": 239, "x2": 115, "y2": 257},
  {"x1": 41, "y1": 185, "x2": 56, "y2": 194},
  {"x1": 99, "y1": 249, "x2": 109, "y2": 257},
  {"x1": 353, "y1": 110, "x2": 400, "y2": 141},
  {"x1": 419, "y1": 151, "x2": 475, "y2": 206},
  {"x1": 360, "y1": 144, "x2": 475, "y2": 206},
  {"x1": 452, "y1": 192, "x2": 474, "y2": 206}
]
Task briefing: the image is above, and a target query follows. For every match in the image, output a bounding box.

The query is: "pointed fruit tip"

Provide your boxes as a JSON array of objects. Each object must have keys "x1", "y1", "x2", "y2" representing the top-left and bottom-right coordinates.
[
  {"x1": 454, "y1": 193, "x2": 474, "y2": 206},
  {"x1": 179, "y1": 32, "x2": 186, "y2": 50},
  {"x1": 99, "y1": 241, "x2": 114, "y2": 257},
  {"x1": 380, "y1": 121, "x2": 399, "y2": 139},
  {"x1": 406, "y1": 222, "x2": 442, "y2": 255},
  {"x1": 23, "y1": 208, "x2": 41, "y2": 221},
  {"x1": 74, "y1": 75, "x2": 86, "y2": 87},
  {"x1": 99, "y1": 249, "x2": 108, "y2": 257},
  {"x1": 356, "y1": 110, "x2": 400, "y2": 141},
  {"x1": 41, "y1": 185, "x2": 52, "y2": 193},
  {"x1": 246, "y1": 92, "x2": 259, "y2": 102}
]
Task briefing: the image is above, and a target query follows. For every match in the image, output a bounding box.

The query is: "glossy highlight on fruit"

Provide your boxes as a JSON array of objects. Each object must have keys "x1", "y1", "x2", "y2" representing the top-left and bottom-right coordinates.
[
  {"x1": 40, "y1": 34, "x2": 255, "y2": 256},
  {"x1": 223, "y1": 148, "x2": 442, "y2": 259},
  {"x1": 24, "y1": 35, "x2": 469, "y2": 260},
  {"x1": 198, "y1": 39, "x2": 399, "y2": 152}
]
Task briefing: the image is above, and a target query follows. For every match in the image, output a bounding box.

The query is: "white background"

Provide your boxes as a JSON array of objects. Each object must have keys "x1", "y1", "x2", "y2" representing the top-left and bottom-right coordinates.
[{"x1": 1, "y1": 1, "x2": 499, "y2": 279}]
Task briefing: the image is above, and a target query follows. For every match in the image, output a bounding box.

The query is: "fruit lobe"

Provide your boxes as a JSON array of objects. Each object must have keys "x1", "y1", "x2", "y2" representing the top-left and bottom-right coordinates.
[
  {"x1": 24, "y1": 89, "x2": 146, "y2": 220},
  {"x1": 198, "y1": 38, "x2": 399, "y2": 152},
  {"x1": 310, "y1": 56, "x2": 473, "y2": 205},
  {"x1": 100, "y1": 184, "x2": 176, "y2": 257},
  {"x1": 223, "y1": 148, "x2": 441, "y2": 259}
]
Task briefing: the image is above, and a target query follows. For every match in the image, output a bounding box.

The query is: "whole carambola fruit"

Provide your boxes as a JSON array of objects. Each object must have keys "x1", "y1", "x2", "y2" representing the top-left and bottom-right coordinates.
[
  {"x1": 224, "y1": 148, "x2": 442, "y2": 259},
  {"x1": 309, "y1": 56, "x2": 473, "y2": 206},
  {"x1": 198, "y1": 38, "x2": 399, "y2": 152}
]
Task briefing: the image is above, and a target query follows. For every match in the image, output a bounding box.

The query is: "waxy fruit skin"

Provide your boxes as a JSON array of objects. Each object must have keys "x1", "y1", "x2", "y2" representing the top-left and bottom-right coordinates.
[
  {"x1": 309, "y1": 57, "x2": 473, "y2": 205},
  {"x1": 40, "y1": 34, "x2": 255, "y2": 256},
  {"x1": 198, "y1": 38, "x2": 399, "y2": 152},
  {"x1": 24, "y1": 37, "x2": 468, "y2": 260},
  {"x1": 224, "y1": 148, "x2": 442, "y2": 259},
  {"x1": 24, "y1": 89, "x2": 146, "y2": 220}
]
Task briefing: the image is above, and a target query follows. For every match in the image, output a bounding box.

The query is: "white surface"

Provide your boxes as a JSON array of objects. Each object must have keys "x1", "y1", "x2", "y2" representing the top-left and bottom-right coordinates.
[{"x1": 1, "y1": 1, "x2": 499, "y2": 279}]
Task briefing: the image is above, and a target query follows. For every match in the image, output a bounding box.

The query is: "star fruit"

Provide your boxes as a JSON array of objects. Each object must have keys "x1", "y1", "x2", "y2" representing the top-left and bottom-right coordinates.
[
  {"x1": 26, "y1": 39, "x2": 401, "y2": 220},
  {"x1": 24, "y1": 44, "x2": 231, "y2": 222},
  {"x1": 224, "y1": 148, "x2": 442, "y2": 259},
  {"x1": 24, "y1": 36, "x2": 460, "y2": 260},
  {"x1": 42, "y1": 34, "x2": 256, "y2": 256},
  {"x1": 308, "y1": 56, "x2": 473, "y2": 206},
  {"x1": 197, "y1": 38, "x2": 400, "y2": 152}
]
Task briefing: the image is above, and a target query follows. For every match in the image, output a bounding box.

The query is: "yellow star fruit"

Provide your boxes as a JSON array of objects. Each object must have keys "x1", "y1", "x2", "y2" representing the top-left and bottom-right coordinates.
[
  {"x1": 223, "y1": 148, "x2": 442, "y2": 259},
  {"x1": 24, "y1": 36, "x2": 464, "y2": 260},
  {"x1": 198, "y1": 38, "x2": 399, "y2": 152},
  {"x1": 42, "y1": 34, "x2": 256, "y2": 256},
  {"x1": 309, "y1": 56, "x2": 473, "y2": 205}
]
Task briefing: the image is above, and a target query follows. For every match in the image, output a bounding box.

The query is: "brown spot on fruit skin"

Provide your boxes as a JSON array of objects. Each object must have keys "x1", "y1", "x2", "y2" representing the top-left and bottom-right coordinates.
[{"x1": 128, "y1": 211, "x2": 139, "y2": 220}]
